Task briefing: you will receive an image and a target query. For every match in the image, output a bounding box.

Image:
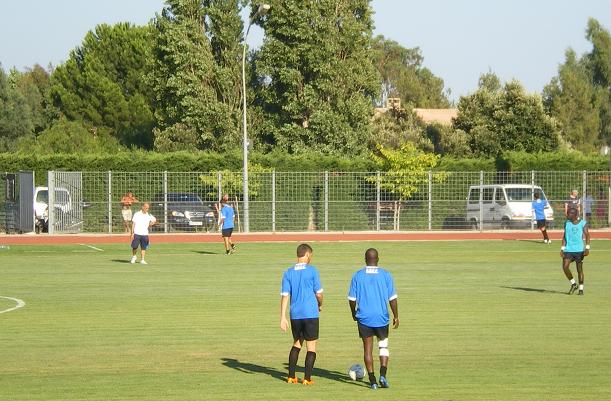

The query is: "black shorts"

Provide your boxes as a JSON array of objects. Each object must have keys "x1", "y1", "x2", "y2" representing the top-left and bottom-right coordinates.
[
  {"x1": 357, "y1": 322, "x2": 389, "y2": 340},
  {"x1": 221, "y1": 228, "x2": 233, "y2": 238},
  {"x1": 291, "y1": 318, "x2": 319, "y2": 342},
  {"x1": 131, "y1": 234, "x2": 150, "y2": 250},
  {"x1": 563, "y1": 252, "x2": 584, "y2": 263},
  {"x1": 536, "y1": 219, "x2": 547, "y2": 229}
]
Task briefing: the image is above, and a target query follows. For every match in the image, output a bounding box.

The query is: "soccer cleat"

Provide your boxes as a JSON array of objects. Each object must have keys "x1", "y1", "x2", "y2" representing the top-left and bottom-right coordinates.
[
  {"x1": 231, "y1": 244, "x2": 237, "y2": 250},
  {"x1": 287, "y1": 377, "x2": 298, "y2": 384},
  {"x1": 140, "y1": 260, "x2": 148, "y2": 265},
  {"x1": 302, "y1": 379, "x2": 314, "y2": 386},
  {"x1": 379, "y1": 376, "x2": 389, "y2": 388},
  {"x1": 568, "y1": 283, "x2": 578, "y2": 295},
  {"x1": 543, "y1": 239, "x2": 548, "y2": 244},
  {"x1": 578, "y1": 290, "x2": 584, "y2": 295},
  {"x1": 130, "y1": 256, "x2": 137, "y2": 264},
  {"x1": 547, "y1": 240, "x2": 552, "y2": 244},
  {"x1": 370, "y1": 383, "x2": 378, "y2": 390}
]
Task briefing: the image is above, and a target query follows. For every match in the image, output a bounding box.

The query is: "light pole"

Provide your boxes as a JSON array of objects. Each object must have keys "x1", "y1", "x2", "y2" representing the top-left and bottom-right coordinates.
[{"x1": 241, "y1": 3, "x2": 270, "y2": 233}]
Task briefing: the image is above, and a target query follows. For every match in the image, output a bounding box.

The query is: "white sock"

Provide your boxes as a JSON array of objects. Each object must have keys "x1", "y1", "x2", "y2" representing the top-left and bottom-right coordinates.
[
  {"x1": 579, "y1": 284, "x2": 584, "y2": 290},
  {"x1": 570, "y1": 279, "x2": 576, "y2": 285}
]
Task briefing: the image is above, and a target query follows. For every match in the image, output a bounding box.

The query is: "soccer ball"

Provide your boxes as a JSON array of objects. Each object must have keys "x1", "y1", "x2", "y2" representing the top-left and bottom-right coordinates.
[{"x1": 348, "y1": 363, "x2": 365, "y2": 381}]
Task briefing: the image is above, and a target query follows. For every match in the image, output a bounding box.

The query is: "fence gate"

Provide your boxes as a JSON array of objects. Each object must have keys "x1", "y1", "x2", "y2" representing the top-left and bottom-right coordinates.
[
  {"x1": 49, "y1": 171, "x2": 83, "y2": 234},
  {"x1": 18, "y1": 171, "x2": 35, "y2": 233}
]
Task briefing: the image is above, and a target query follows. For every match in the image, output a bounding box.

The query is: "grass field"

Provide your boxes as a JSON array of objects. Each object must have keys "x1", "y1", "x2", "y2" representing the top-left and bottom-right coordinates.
[{"x1": 1, "y1": 239, "x2": 610, "y2": 401}]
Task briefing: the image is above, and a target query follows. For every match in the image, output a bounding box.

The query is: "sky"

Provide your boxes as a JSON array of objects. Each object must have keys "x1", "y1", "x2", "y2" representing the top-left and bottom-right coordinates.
[{"x1": 1, "y1": 0, "x2": 610, "y2": 101}]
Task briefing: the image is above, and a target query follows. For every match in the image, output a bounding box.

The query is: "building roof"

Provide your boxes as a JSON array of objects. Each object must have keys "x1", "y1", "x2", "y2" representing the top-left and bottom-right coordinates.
[{"x1": 413, "y1": 108, "x2": 458, "y2": 126}]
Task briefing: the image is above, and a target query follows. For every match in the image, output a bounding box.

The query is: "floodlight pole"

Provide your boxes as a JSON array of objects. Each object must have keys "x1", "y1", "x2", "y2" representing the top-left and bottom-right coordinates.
[{"x1": 242, "y1": 3, "x2": 270, "y2": 233}]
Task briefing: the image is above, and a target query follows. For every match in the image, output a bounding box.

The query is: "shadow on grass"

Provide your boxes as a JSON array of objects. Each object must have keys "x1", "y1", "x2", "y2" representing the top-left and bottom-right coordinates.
[
  {"x1": 192, "y1": 250, "x2": 218, "y2": 255},
  {"x1": 221, "y1": 358, "x2": 363, "y2": 386},
  {"x1": 501, "y1": 286, "x2": 567, "y2": 295},
  {"x1": 111, "y1": 259, "x2": 131, "y2": 264}
]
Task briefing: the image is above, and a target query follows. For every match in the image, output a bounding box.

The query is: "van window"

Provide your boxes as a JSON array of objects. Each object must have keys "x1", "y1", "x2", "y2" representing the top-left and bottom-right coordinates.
[
  {"x1": 55, "y1": 191, "x2": 70, "y2": 204},
  {"x1": 468, "y1": 188, "x2": 480, "y2": 204},
  {"x1": 36, "y1": 190, "x2": 48, "y2": 203},
  {"x1": 482, "y1": 188, "x2": 494, "y2": 203},
  {"x1": 506, "y1": 188, "x2": 535, "y2": 201},
  {"x1": 495, "y1": 189, "x2": 507, "y2": 204}
]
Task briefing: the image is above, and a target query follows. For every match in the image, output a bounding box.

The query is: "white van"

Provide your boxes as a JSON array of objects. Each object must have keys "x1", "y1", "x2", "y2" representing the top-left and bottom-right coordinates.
[
  {"x1": 34, "y1": 186, "x2": 72, "y2": 220},
  {"x1": 466, "y1": 184, "x2": 554, "y2": 229}
]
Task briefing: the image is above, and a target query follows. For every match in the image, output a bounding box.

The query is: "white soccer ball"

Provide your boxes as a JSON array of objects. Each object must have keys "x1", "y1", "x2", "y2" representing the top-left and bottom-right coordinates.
[{"x1": 348, "y1": 363, "x2": 365, "y2": 381}]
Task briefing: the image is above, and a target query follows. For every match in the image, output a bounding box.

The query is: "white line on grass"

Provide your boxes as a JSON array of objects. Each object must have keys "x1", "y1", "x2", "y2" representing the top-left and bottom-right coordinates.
[
  {"x1": 78, "y1": 244, "x2": 104, "y2": 252},
  {"x1": 0, "y1": 296, "x2": 26, "y2": 314}
]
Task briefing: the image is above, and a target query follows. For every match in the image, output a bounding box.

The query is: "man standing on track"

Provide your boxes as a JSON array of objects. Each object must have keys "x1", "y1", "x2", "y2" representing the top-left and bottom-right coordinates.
[
  {"x1": 561, "y1": 207, "x2": 590, "y2": 295},
  {"x1": 348, "y1": 248, "x2": 399, "y2": 390},
  {"x1": 130, "y1": 203, "x2": 156, "y2": 265},
  {"x1": 280, "y1": 244, "x2": 323, "y2": 385},
  {"x1": 120, "y1": 191, "x2": 139, "y2": 233}
]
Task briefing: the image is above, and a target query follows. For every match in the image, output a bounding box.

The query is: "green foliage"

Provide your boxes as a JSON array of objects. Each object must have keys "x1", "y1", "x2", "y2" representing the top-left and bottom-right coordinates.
[
  {"x1": 454, "y1": 77, "x2": 560, "y2": 156},
  {"x1": 435, "y1": 156, "x2": 496, "y2": 172},
  {"x1": 427, "y1": 124, "x2": 472, "y2": 157},
  {"x1": 372, "y1": 35, "x2": 450, "y2": 108},
  {"x1": 497, "y1": 150, "x2": 610, "y2": 171},
  {"x1": 198, "y1": 164, "x2": 271, "y2": 199},
  {"x1": 0, "y1": 67, "x2": 34, "y2": 151},
  {"x1": 9, "y1": 65, "x2": 53, "y2": 134},
  {"x1": 254, "y1": 0, "x2": 379, "y2": 155},
  {"x1": 49, "y1": 23, "x2": 155, "y2": 148},
  {"x1": 371, "y1": 108, "x2": 432, "y2": 151}
]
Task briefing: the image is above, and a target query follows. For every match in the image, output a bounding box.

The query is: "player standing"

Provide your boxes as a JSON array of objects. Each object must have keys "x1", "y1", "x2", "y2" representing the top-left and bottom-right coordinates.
[
  {"x1": 531, "y1": 192, "x2": 551, "y2": 244},
  {"x1": 280, "y1": 244, "x2": 323, "y2": 385},
  {"x1": 219, "y1": 194, "x2": 236, "y2": 255},
  {"x1": 348, "y1": 248, "x2": 399, "y2": 390},
  {"x1": 130, "y1": 203, "x2": 156, "y2": 265},
  {"x1": 561, "y1": 208, "x2": 590, "y2": 295}
]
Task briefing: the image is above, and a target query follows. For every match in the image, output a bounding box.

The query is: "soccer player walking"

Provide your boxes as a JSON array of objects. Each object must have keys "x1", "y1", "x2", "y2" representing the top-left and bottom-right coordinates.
[
  {"x1": 280, "y1": 244, "x2": 323, "y2": 385},
  {"x1": 561, "y1": 207, "x2": 590, "y2": 295},
  {"x1": 219, "y1": 194, "x2": 236, "y2": 255},
  {"x1": 130, "y1": 203, "x2": 156, "y2": 265},
  {"x1": 531, "y1": 192, "x2": 551, "y2": 243},
  {"x1": 348, "y1": 248, "x2": 399, "y2": 390}
]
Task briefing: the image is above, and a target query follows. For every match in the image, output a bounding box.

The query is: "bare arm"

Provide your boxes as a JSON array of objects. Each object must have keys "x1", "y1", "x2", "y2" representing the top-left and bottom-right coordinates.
[
  {"x1": 584, "y1": 224, "x2": 590, "y2": 257},
  {"x1": 560, "y1": 225, "x2": 567, "y2": 257},
  {"x1": 349, "y1": 300, "x2": 357, "y2": 321},
  {"x1": 315, "y1": 292, "x2": 323, "y2": 311},
  {"x1": 280, "y1": 295, "x2": 289, "y2": 332},
  {"x1": 389, "y1": 298, "x2": 399, "y2": 329}
]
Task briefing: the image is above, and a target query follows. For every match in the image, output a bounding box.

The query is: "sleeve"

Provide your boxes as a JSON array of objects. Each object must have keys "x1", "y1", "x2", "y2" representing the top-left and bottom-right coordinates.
[
  {"x1": 387, "y1": 272, "x2": 397, "y2": 301},
  {"x1": 347, "y1": 274, "x2": 357, "y2": 301},
  {"x1": 313, "y1": 269, "x2": 323, "y2": 294},
  {"x1": 281, "y1": 271, "x2": 290, "y2": 296}
]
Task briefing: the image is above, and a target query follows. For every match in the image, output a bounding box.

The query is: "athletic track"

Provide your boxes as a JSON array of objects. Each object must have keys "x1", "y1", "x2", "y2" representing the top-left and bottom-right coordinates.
[{"x1": 1, "y1": 230, "x2": 610, "y2": 245}]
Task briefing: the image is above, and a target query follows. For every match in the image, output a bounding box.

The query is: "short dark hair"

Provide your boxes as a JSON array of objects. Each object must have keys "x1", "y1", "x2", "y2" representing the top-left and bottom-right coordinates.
[
  {"x1": 365, "y1": 248, "x2": 379, "y2": 265},
  {"x1": 297, "y1": 243, "x2": 313, "y2": 257},
  {"x1": 533, "y1": 192, "x2": 540, "y2": 199}
]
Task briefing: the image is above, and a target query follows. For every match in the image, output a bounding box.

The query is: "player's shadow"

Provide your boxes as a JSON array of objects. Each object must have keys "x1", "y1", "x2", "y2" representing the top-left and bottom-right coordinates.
[
  {"x1": 111, "y1": 259, "x2": 131, "y2": 264},
  {"x1": 501, "y1": 286, "x2": 566, "y2": 295},
  {"x1": 221, "y1": 358, "x2": 362, "y2": 386},
  {"x1": 192, "y1": 250, "x2": 217, "y2": 255}
]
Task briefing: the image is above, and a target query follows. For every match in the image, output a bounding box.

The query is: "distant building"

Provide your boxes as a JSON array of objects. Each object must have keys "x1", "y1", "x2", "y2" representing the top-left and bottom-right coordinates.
[{"x1": 374, "y1": 98, "x2": 458, "y2": 126}]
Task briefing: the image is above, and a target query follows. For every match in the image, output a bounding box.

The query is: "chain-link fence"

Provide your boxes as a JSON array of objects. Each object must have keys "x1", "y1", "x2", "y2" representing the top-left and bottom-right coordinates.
[{"x1": 30, "y1": 170, "x2": 611, "y2": 233}]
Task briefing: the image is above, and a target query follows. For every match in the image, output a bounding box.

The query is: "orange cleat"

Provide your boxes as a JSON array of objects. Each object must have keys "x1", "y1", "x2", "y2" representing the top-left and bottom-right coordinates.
[
  {"x1": 302, "y1": 379, "x2": 314, "y2": 385},
  {"x1": 287, "y1": 377, "x2": 298, "y2": 384}
]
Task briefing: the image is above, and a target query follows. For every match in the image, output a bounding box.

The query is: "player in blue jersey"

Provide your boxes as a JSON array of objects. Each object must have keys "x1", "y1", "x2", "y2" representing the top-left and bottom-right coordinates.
[
  {"x1": 561, "y1": 208, "x2": 590, "y2": 295},
  {"x1": 280, "y1": 244, "x2": 323, "y2": 385},
  {"x1": 531, "y1": 192, "x2": 551, "y2": 244},
  {"x1": 348, "y1": 248, "x2": 399, "y2": 390},
  {"x1": 218, "y1": 194, "x2": 236, "y2": 255}
]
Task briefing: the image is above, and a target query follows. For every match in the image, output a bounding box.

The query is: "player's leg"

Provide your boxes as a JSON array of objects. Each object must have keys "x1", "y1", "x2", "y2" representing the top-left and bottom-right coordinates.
[
  {"x1": 576, "y1": 260, "x2": 584, "y2": 295},
  {"x1": 362, "y1": 336, "x2": 377, "y2": 388},
  {"x1": 302, "y1": 318, "x2": 319, "y2": 384},
  {"x1": 222, "y1": 231, "x2": 231, "y2": 255},
  {"x1": 287, "y1": 320, "x2": 303, "y2": 383},
  {"x1": 378, "y1": 337, "x2": 390, "y2": 388},
  {"x1": 140, "y1": 236, "x2": 149, "y2": 264},
  {"x1": 130, "y1": 235, "x2": 138, "y2": 263},
  {"x1": 562, "y1": 257, "x2": 577, "y2": 294}
]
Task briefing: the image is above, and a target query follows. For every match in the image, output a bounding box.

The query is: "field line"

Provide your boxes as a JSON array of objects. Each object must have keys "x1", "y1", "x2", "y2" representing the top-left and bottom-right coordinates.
[
  {"x1": 0, "y1": 296, "x2": 26, "y2": 314},
  {"x1": 78, "y1": 244, "x2": 104, "y2": 252}
]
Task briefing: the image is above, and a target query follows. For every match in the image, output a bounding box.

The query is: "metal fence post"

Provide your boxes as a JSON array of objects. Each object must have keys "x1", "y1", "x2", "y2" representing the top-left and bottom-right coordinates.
[
  {"x1": 428, "y1": 170, "x2": 432, "y2": 231},
  {"x1": 48, "y1": 171, "x2": 55, "y2": 234},
  {"x1": 582, "y1": 170, "x2": 587, "y2": 220},
  {"x1": 163, "y1": 171, "x2": 168, "y2": 233},
  {"x1": 376, "y1": 171, "x2": 381, "y2": 231},
  {"x1": 107, "y1": 171, "x2": 112, "y2": 234},
  {"x1": 479, "y1": 171, "x2": 484, "y2": 232},
  {"x1": 272, "y1": 170, "x2": 276, "y2": 232},
  {"x1": 531, "y1": 170, "x2": 535, "y2": 230},
  {"x1": 217, "y1": 171, "x2": 222, "y2": 201},
  {"x1": 324, "y1": 171, "x2": 329, "y2": 232}
]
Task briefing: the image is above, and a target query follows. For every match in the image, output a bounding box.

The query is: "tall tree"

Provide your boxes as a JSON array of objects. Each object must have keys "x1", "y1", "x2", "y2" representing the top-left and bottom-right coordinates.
[
  {"x1": 49, "y1": 23, "x2": 154, "y2": 148},
  {"x1": 372, "y1": 35, "x2": 450, "y2": 108},
  {"x1": 9, "y1": 64, "x2": 53, "y2": 134},
  {"x1": 150, "y1": 0, "x2": 239, "y2": 151},
  {"x1": 455, "y1": 76, "x2": 559, "y2": 156},
  {"x1": 254, "y1": 0, "x2": 380, "y2": 155},
  {"x1": 585, "y1": 18, "x2": 611, "y2": 145},
  {"x1": 0, "y1": 66, "x2": 34, "y2": 151}
]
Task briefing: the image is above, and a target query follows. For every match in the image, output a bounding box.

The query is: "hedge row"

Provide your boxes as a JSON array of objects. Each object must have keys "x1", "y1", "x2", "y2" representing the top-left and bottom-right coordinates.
[{"x1": 0, "y1": 150, "x2": 608, "y2": 177}]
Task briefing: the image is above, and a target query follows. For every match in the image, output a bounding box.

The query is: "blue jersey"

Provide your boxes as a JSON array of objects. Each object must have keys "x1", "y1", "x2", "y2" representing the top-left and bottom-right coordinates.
[
  {"x1": 564, "y1": 219, "x2": 587, "y2": 252},
  {"x1": 348, "y1": 266, "x2": 397, "y2": 328},
  {"x1": 220, "y1": 205, "x2": 234, "y2": 229},
  {"x1": 281, "y1": 263, "x2": 323, "y2": 320},
  {"x1": 531, "y1": 199, "x2": 548, "y2": 220}
]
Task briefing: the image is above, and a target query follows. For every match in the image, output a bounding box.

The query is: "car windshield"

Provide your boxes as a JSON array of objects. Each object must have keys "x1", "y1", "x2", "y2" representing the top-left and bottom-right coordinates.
[
  {"x1": 506, "y1": 188, "x2": 546, "y2": 201},
  {"x1": 36, "y1": 190, "x2": 48, "y2": 203}
]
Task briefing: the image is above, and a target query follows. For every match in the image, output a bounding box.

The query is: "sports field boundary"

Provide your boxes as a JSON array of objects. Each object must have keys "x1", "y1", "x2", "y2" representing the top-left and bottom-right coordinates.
[{"x1": 1, "y1": 229, "x2": 611, "y2": 245}]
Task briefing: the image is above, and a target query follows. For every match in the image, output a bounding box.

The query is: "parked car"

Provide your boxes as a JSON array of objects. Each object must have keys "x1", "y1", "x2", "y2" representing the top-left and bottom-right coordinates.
[
  {"x1": 151, "y1": 193, "x2": 216, "y2": 232},
  {"x1": 466, "y1": 184, "x2": 554, "y2": 229}
]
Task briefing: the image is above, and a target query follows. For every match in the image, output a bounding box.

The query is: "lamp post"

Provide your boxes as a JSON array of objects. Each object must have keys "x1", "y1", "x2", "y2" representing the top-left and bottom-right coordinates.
[{"x1": 241, "y1": 3, "x2": 270, "y2": 233}]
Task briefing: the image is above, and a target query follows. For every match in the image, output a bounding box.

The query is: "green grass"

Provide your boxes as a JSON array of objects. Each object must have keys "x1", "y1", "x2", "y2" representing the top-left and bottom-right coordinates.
[{"x1": 1, "y1": 240, "x2": 610, "y2": 400}]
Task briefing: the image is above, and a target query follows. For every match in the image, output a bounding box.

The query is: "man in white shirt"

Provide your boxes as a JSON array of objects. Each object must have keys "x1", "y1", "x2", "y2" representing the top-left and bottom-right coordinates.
[{"x1": 130, "y1": 203, "x2": 156, "y2": 265}]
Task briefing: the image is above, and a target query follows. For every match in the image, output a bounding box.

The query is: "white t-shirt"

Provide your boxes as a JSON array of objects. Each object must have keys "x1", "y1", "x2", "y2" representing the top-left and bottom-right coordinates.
[{"x1": 132, "y1": 211, "x2": 156, "y2": 236}]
